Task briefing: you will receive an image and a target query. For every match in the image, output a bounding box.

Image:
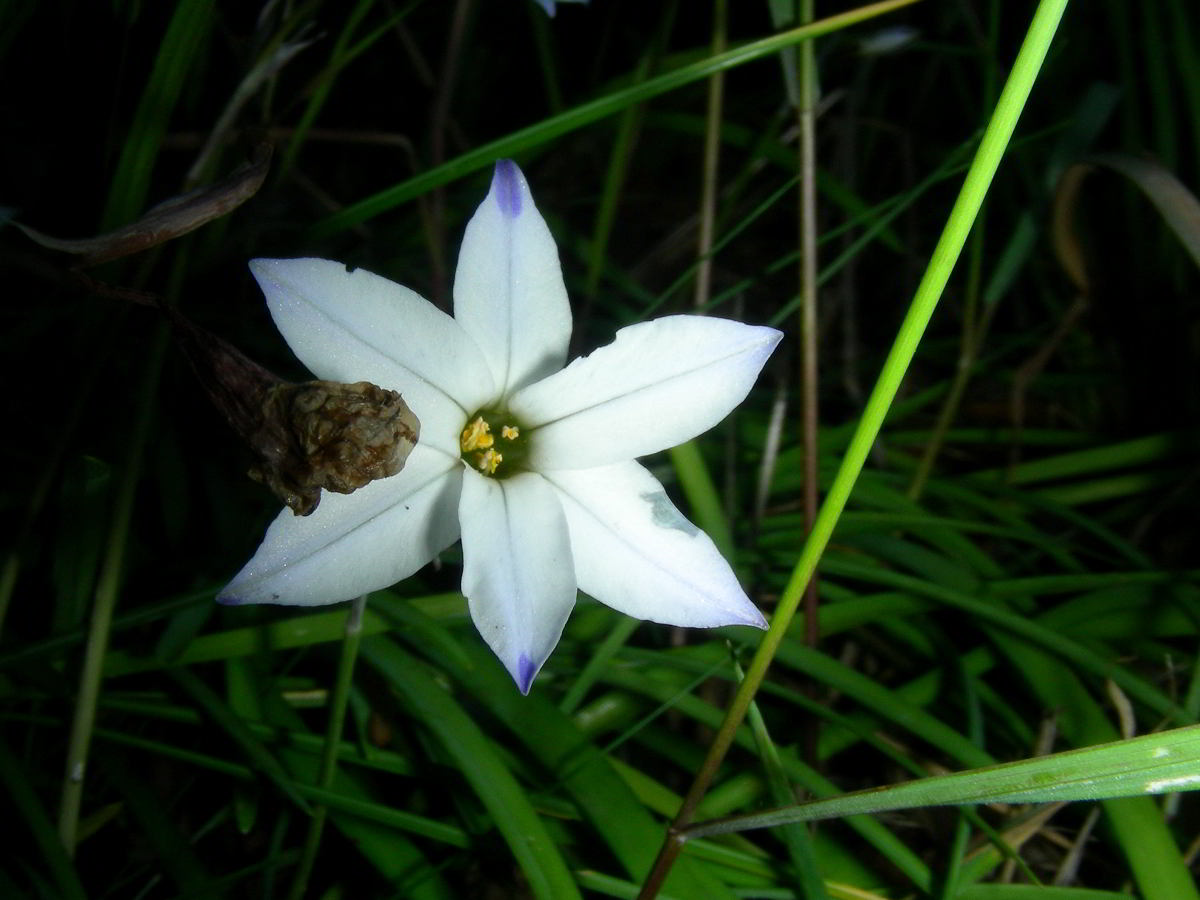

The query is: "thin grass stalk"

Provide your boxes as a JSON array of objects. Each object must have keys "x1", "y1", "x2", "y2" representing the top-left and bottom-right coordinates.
[
  {"x1": 426, "y1": 0, "x2": 473, "y2": 309},
  {"x1": 635, "y1": 1, "x2": 1070, "y2": 895},
  {"x1": 582, "y1": 1, "x2": 676, "y2": 308},
  {"x1": 57, "y1": 326, "x2": 168, "y2": 854},
  {"x1": 0, "y1": 316, "x2": 122, "y2": 639},
  {"x1": 278, "y1": 0, "x2": 378, "y2": 177},
  {"x1": 682, "y1": 0, "x2": 727, "y2": 549},
  {"x1": 1143, "y1": 3, "x2": 1178, "y2": 172},
  {"x1": 286, "y1": 594, "x2": 369, "y2": 900},
  {"x1": 0, "y1": 737, "x2": 87, "y2": 900},
  {"x1": 1164, "y1": 0, "x2": 1200, "y2": 176},
  {"x1": 906, "y1": 220, "x2": 985, "y2": 500},
  {"x1": 0, "y1": 557, "x2": 18, "y2": 639},
  {"x1": 100, "y1": 0, "x2": 213, "y2": 230},
  {"x1": 692, "y1": 0, "x2": 725, "y2": 312},
  {"x1": 738, "y1": 660, "x2": 828, "y2": 899},
  {"x1": 527, "y1": 5, "x2": 564, "y2": 114},
  {"x1": 583, "y1": 50, "x2": 652, "y2": 302},
  {"x1": 795, "y1": 0, "x2": 820, "y2": 655},
  {"x1": 903, "y1": 0, "x2": 1004, "y2": 483},
  {"x1": 307, "y1": 0, "x2": 921, "y2": 241}
]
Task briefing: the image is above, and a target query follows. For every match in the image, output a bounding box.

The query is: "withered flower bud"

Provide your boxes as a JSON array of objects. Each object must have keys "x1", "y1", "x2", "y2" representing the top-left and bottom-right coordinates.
[
  {"x1": 249, "y1": 380, "x2": 419, "y2": 516},
  {"x1": 171, "y1": 309, "x2": 419, "y2": 516},
  {"x1": 72, "y1": 274, "x2": 419, "y2": 515}
]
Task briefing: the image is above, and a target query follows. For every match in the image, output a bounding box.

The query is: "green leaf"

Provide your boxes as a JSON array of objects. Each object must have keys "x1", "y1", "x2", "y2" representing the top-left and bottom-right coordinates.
[
  {"x1": 686, "y1": 725, "x2": 1200, "y2": 837},
  {"x1": 360, "y1": 636, "x2": 583, "y2": 900}
]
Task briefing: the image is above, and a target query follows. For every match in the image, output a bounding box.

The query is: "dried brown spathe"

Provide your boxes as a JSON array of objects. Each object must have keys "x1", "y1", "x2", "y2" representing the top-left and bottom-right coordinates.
[
  {"x1": 169, "y1": 306, "x2": 419, "y2": 516},
  {"x1": 68, "y1": 273, "x2": 419, "y2": 515},
  {"x1": 249, "y1": 380, "x2": 419, "y2": 516}
]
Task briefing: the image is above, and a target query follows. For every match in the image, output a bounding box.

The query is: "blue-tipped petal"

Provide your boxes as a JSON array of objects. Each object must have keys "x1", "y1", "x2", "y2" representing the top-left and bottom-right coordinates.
[
  {"x1": 531, "y1": 0, "x2": 589, "y2": 15},
  {"x1": 492, "y1": 160, "x2": 523, "y2": 218},
  {"x1": 458, "y1": 470, "x2": 575, "y2": 692},
  {"x1": 516, "y1": 654, "x2": 537, "y2": 695},
  {"x1": 453, "y1": 160, "x2": 571, "y2": 394}
]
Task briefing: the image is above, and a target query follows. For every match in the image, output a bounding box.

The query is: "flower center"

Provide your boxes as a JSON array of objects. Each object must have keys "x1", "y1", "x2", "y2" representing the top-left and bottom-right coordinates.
[{"x1": 460, "y1": 410, "x2": 529, "y2": 477}]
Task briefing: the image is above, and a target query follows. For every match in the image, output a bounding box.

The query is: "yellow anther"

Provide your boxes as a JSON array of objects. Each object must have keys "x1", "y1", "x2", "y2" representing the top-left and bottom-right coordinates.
[
  {"x1": 501, "y1": 424, "x2": 520, "y2": 440},
  {"x1": 477, "y1": 448, "x2": 503, "y2": 474},
  {"x1": 461, "y1": 416, "x2": 494, "y2": 452}
]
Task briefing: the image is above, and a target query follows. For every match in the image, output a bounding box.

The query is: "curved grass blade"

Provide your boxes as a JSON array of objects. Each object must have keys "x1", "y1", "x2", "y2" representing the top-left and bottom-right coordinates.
[
  {"x1": 360, "y1": 635, "x2": 583, "y2": 900},
  {"x1": 686, "y1": 724, "x2": 1200, "y2": 838},
  {"x1": 100, "y1": 0, "x2": 215, "y2": 230},
  {"x1": 0, "y1": 738, "x2": 86, "y2": 900},
  {"x1": 397, "y1": 617, "x2": 743, "y2": 899},
  {"x1": 307, "y1": 0, "x2": 920, "y2": 240}
]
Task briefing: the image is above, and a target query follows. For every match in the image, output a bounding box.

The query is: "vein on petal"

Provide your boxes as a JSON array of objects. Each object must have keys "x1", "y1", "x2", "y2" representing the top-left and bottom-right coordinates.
[{"x1": 518, "y1": 339, "x2": 770, "y2": 430}]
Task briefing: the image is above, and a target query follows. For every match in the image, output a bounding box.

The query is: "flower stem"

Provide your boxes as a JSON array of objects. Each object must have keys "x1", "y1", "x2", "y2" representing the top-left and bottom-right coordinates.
[
  {"x1": 636, "y1": 0, "x2": 1070, "y2": 894},
  {"x1": 286, "y1": 594, "x2": 368, "y2": 900}
]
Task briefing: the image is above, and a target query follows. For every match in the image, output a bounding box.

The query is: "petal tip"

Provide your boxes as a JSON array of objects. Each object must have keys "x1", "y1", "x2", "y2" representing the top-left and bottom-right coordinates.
[
  {"x1": 216, "y1": 592, "x2": 247, "y2": 606},
  {"x1": 247, "y1": 257, "x2": 273, "y2": 283},
  {"x1": 491, "y1": 159, "x2": 524, "y2": 218},
  {"x1": 248, "y1": 256, "x2": 290, "y2": 279},
  {"x1": 516, "y1": 653, "x2": 537, "y2": 694},
  {"x1": 743, "y1": 608, "x2": 769, "y2": 630}
]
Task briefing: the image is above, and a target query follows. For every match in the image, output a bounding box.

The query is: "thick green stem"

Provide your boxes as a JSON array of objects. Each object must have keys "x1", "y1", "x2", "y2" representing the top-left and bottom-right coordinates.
[{"x1": 636, "y1": 0, "x2": 1070, "y2": 895}]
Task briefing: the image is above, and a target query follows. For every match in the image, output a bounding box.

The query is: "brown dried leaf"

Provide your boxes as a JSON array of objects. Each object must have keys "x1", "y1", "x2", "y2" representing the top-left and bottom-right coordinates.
[
  {"x1": 14, "y1": 143, "x2": 272, "y2": 266},
  {"x1": 1052, "y1": 153, "x2": 1200, "y2": 295}
]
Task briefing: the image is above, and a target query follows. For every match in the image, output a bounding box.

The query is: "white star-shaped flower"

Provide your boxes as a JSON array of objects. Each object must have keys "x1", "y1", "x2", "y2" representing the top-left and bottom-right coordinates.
[{"x1": 220, "y1": 160, "x2": 782, "y2": 693}]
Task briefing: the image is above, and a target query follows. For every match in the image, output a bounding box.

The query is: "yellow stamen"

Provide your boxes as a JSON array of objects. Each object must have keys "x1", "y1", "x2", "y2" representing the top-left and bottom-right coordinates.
[
  {"x1": 461, "y1": 416, "x2": 494, "y2": 452},
  {"x1": 477, "y1": 448, "x2": 503, "y2": 474},
  {"x1": 501, "y1": 424, "x2": 520, "y2": 440}
]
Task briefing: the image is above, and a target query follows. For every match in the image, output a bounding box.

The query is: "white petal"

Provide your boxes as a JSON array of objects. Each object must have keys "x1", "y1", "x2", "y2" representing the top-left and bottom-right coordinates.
[
  {"x1": 511, "y1": 316, "x2": 782, "y2": 470},
  {"x1": 458, "y1": 470, "x2": 576, "y2": 693},
  {"x1": 218, "y1": 445, "x2": 462, "y2": 606},
  {"x1": 452, "y1": 161, "x2": 571, "y2": 396},
  {"x1": 544, "y1": 462, "x2": 767, "y2": 629},
  {"x1": 250, "y1": 257, "x2": 495, "y2": 453}
]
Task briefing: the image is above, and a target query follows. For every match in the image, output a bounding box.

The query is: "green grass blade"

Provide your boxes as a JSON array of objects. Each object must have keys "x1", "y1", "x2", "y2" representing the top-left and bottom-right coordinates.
[
  {"x1": 168, "y1": 667, "x2": 311, "y2": 813},
  {"x1": 360, "y1": 635, "x2": 583, "y2": 900},
  {"x1": 102, "y1": 751, "x2": 218, "y2": 898},
  {"x1": 686, "y1": 725, "x2": 1200, "y2": 837},
  {"x1": 101, "y1": 0, "x2": 215, "y2": 229},
  {"x1": 306, "y1": 0, "x2": 920, "y2": 240},
  {"x1": 0, "y1": 738, "x2": 86, "y2": 900}
]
